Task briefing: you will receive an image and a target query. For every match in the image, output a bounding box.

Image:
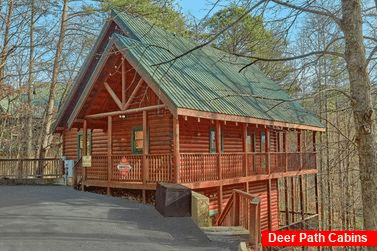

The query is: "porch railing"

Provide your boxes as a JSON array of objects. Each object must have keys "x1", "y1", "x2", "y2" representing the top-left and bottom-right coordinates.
[
  {"x1": 0, "y1": 158, "x2": 64, "y2": 179},
  {"x1": 84, "y1": 152, "x2": 316, "y2": 184},
  {"x1": 179, "y1": 152, "x2": 316, "y2": 183},
  {"x1": 85, "y1": 154, "x2": 173, "y2": 183},
  {"x1": 216, "y1": 189, "x2": 262, "y2": 250}
]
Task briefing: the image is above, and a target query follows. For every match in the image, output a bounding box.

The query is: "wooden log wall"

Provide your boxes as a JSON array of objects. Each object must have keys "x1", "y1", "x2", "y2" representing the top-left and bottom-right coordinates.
[
  {"x1": 194, "y1": 179, "x2": 279, "y2": 230},
  {"x1": 111, "y1": 109, "x2": 172, "y2": 155},
  {"x1": 63, "y1": 128, "x2": 107, "y2": 161},
  {"x1": 178, "y1": 117, "x2": 286, "y2": 154},
  {"x1": 63, "y1": 109, "x2": 172, "y2": 160}
]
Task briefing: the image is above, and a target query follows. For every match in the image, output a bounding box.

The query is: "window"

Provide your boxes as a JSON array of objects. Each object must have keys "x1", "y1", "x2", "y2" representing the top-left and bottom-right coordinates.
[
  {"x1": 77, "y1": 130, "x2": 93, "y2": 159},
  {"x1": 246, "y1": 132, "x2": 255, "y2": 152},
  {"x1": 209, "y1": 127, "x2": 224, "y2": 153},
  {"x1": 77, "y1": 133, "x2": 83, "y2": 159},
  {"x1": 209, "y1": 128, "x2": 216, "y2": 153},
  {"x1": 221, "y1": 128, "x2": 224, "y2": 153},
  {"x1": 132, "y1": 127, "x2": 144, "y2": 154},
  {"x1": 260, "y1": 131, "x2": 266, "y2": 152},
  {"x1": 87, "y1": 130, "x2": 92, "y2": 155}
]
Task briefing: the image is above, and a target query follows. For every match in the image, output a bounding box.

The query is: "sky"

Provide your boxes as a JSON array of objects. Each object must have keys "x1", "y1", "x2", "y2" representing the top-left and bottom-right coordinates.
[{"x1": 178, "y1": 0, "x2": 225, "y2": 21}]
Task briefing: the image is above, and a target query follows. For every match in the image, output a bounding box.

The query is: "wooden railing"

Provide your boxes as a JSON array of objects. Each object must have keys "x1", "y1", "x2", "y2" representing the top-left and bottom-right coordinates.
[
  {"x1": 179, "y1": 152, "x2": 316, "y2": 183},
  {"x1": 216, "y1": 189, "x2": 262, "y2": 250},
  {"x1": 85, "y1": 152, "x2": 316, "y2": 184},
  {"x1": 86, "y1": 154, "x2": 173, "y2": 183},
  {"x1": 0, "y1": 158, "x2": 64, "y2": 179}
]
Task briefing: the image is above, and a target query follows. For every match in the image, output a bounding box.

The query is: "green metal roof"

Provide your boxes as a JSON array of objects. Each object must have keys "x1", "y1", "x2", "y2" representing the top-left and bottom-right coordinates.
[{"x1": 112, "y1": 10, "x2": 322, "y2": 128}]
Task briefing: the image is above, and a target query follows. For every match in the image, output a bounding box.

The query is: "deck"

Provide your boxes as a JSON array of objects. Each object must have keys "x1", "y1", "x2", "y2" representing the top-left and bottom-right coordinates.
[{"x1": 78, "y1": 152, "x2": 317, "y2": 189}]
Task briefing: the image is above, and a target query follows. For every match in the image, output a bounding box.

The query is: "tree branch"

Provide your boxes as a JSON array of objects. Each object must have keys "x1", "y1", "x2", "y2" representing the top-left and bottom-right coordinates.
[
  {"x1": 150, "y1": 0, "x2": 266, "y2": 67},
  {"x1": 239, "y1": 50, "x2": 344, "y2": 72},
  {"x1": 269, "y1": 0, "x2": 342, "y2": 26}
]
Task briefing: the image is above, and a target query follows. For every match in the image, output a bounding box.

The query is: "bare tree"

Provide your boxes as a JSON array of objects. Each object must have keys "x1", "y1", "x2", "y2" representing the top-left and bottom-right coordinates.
[{"x1": 38, "y1": 0, "x2": 69, "y2": 162}]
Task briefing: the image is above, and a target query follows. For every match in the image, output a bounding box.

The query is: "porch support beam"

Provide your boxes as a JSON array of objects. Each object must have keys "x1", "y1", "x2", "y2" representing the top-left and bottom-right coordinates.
[
  {"x1": 218, "y1": 185, "x2": 223, "y2": 216},
  {"x1": 107, "y1": 115, "x2": 112, "y2": 195},
  {"x1": 104, "y1": 82, "x2": 123, "y2": 110},
  {"x1": 216, "y1": 120, "x2": 222, "y2": 180},
  {"x1": 142, "y1": 110, "x2": 148, "y2": 203},
  {"x1": 86, "y1": 104, "x2": 165, "y2": 119},
  {"x1": 313, "y1": 131, "x2": 319, "y2": 216},
  {"x1": 122, "y1": 57, "x2": 126, "y2": 104},
  {"x1": 82, "y1": 120, "x2": 87, "y2": 191},
  {"x1": 216, "y1": 120, "x2": 222, "y2": 215},
  {"x1": 123, "y1": 78, "x2": 143, "y2": 110},
  {"x1": 283, "y1": 130, "x2": 288, "y2": 172},
  {"x1": 173, "y1": 116, "x2": 180, "y2": 183},
  {"x1": 266, "y1": 128, "x2": 272, "y2": 230},
  {"x1": 83, "y1": 120, "x2": 87, "y2": 156},
  {"x1": 285, "y1": 177, "x2": 290, "y2": 226},
  {"x1": 243, "y1": 123, "x2": 248, "y2": 177}
]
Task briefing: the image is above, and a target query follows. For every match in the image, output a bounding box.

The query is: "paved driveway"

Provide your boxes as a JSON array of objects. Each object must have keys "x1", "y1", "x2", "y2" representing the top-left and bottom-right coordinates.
[{"x1": 0, "y1": 186, "x2": 234, "y2": 251}]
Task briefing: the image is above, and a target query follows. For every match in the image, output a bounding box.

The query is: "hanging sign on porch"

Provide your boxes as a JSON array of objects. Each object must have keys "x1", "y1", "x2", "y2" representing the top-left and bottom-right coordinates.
[{"x1": 116, "y1": 157, "x2": 132, "y2": 176}]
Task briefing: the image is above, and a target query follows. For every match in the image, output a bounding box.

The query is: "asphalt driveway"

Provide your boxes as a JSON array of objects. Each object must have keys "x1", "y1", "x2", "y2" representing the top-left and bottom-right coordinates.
[{"x1": 0, "y1": 186, "x2": 234, "y2": 251}]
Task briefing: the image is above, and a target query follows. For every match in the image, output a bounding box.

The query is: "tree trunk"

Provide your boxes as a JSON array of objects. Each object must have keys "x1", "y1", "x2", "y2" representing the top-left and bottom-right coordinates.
[
  {"x1": 341, "y1": 0, "x2": 377, "y2": 234},
  {"x1": 0, "y1": 0, "x2": 14, "y2": 83},
  {"x1": 39, "y1": 0, "x2": 69, "y2": 162},
  {"x1": 26, "y1": 0, "x2": 36, "y2": 158}
]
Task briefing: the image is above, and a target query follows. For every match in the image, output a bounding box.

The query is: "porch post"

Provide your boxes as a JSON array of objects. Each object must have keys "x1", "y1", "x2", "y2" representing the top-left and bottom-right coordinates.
[
  {"x1": 216, "y1": 120, "x2": 222, "y2": 180},
  {"x1": 313, "y1": 131, "x2": 319, "y2": 215},
  {"x1": 107, "y1": 116, "x2": 112, "y2": 195},
  {"x1": 142, "y1": 110, "x2": 148, "y2": 203},
  {"x1": 266, "y1": 127, "x2": 272, "y2": 230},
  {"x1": 216, "y1": 120, "x2": 222, "y2": 215},
  {"x1": 173, "y1": 116, "x2": 180, "y2": 183},
  {"x1": 83, "y1": 120, "x2": 87, "y2": 156},
  {"x1": 82, "y1": 120, "x2": 87, "y2": 191},
  {"x1": 266, "y1": 127, "x2": 270, "y2": 175},
  {"x1": 243, "y1": 123, "x2": 248, "y2": 177},
  {"x1": 296, "y1": 130, "x2": 305, "y2": 221},
  {"x1": 297, "y1": 130, "x2": 302, "y2": 171},
  {"x1": 283, "y1": 130, "x2": 288, "y2": 172}
]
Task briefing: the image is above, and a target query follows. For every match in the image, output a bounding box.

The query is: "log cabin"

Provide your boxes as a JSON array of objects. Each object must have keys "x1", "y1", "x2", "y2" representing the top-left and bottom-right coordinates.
[{"x1": 54, "y1": 10, "x2": 325, "y2": 231}]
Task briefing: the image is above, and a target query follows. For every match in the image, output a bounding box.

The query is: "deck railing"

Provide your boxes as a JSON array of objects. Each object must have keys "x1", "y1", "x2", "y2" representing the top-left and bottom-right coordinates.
[
  {"x1": 0, "y1": 158, "x2": 64, "y2": 179},
  {"x1": 86, "y1": 152, "x2": 316, "y2": 184},
  {"x1": 216, "y1": 189, "x2": 262, "y2": 249},
  {"x1": 85, "y1": 154, "x2": 173, "y2": 183},
  {"x1": 179, "y1": 152, "x2": 316, "y2": 183}
]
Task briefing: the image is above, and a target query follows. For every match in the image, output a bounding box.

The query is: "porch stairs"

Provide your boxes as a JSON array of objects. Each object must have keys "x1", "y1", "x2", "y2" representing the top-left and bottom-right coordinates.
[
  {"x1": 207, "y1": 189, "x2": 262, "y2": 250},
  {"x1": 201, "y1": 226, "x2": 250, "y2": 249}
]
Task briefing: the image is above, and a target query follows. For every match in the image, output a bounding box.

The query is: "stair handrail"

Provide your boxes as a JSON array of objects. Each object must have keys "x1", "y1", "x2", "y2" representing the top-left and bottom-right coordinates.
[{"x1": 215, "y1": 189, "x2": 261, "y2": 250}]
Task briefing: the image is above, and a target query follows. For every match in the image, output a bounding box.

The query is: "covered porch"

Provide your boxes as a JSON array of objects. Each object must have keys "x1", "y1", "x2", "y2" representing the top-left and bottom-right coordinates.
[{"x1": 78, "y1": 151, "x2": 317, "y2": 189}]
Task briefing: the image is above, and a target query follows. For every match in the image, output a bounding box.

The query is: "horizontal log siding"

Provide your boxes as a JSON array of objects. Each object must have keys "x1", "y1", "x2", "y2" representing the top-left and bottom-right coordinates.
[
  {"x1": 112, "y1": 113, "x2": 142, "y2": 155},
  {"x1": 63, "y1": 128, "x2": 108, "y2": 161},
  {"x1": 64, "y1": 128, "x2": 79, "y2": 161},
  {"x1": 92, "y1": 129, "x2": 108, "y2": 155},
  {"x1": 111, "y1": 109, "x2": 172, "y2": 155},
  {"x1": 179, "y1": 117, "x2": 212, "y2": 153},
  {"x1": 247, "y1": 180, "x2": 279, "y2": 230},
  {"x1": 148, "y1": 109, "x2": 173, "y2": 154},
  {"x1": 223, "y1": 124, "x2": 243, "y2": 153},
  {"x1": 194, "y1": 179, "x2": 278, "y2": 230}
]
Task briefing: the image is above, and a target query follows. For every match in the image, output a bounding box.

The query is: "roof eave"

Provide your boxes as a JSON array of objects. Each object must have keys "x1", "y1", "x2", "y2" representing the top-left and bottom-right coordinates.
[
  {"x1": 53, "y1": 16, "x2": 115, "y2": 132},
  {"x1": 66, "y1": 40, "x2": 116, "y2": 129},
  {"x1": 176, "y1": 108, "x2": 325, "y2": 131}
]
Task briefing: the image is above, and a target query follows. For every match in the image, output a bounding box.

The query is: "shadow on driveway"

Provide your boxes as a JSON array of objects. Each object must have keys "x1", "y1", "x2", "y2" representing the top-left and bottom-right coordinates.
[{"x1": 0, "y1": 186, "x2": 236, "y2": 251}]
